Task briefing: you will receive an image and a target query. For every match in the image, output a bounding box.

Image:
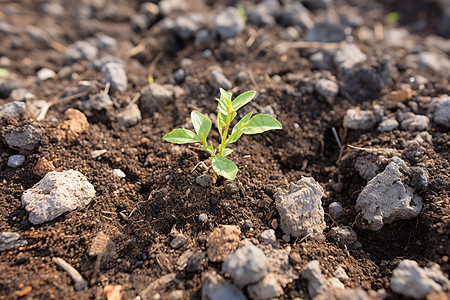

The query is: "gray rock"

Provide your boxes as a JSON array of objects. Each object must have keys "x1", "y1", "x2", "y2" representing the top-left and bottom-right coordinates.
[
  {"x1": 130, "y1": 14, "x2": 149, "y2": 31},
  {"x1": 222, "y1": 244, "x2": 269, "y2": 287},
  {"x1": 401, "y1": 113, "x2": 430, "y2": 132},
  {"x1": 334, "y1": 44, "x2": 367, "y2": 70},
  {"x1": 328, "y1": 202, "x2": 343, "y2": 220},
  {"x1": 329, "y1": 225, "x2": 362, "y2": 249},
  {"x1": 378, "y1": 118, "x2": 399, "y2": 132},
  {"x1": 5, "y1": 125, "x2": 43, "y2": 151},
  {"x1": 10, "y1": 89, "x2": 35, "y2": 102},
  {"x1": 301, "y1": 260, "x2": 330, "y2": 298},
  {"x1": 171, "y1": 235, "x2": 188, "y2": 249},
  {"x1": 275, "y1": 177, "x2": 326, "y2": 241},
  {"x1": 174, "y1": 69, "x2": 185, "y2": 83},
  {"x1": 344, "y1": 109, "x2": 376, "y2": 130},
  {"x1": 95, "y1": 33, "x2": 118, "y2": 52},
  {"x1": 40, "y1": 2, "x2": 64, "y2": 16},
  {"x1": 315, "y1": 78, "x2": 339, "y2": 104},
  {"x1": 7, "y1": 154, "x2": 25, "y2": 168},
  {"x1": 102, "y1": 62, "x2": 127, "y2": 93},
  {"x1": 305, "y1": 22, "x2": 346, "y2": 43},
  {"x1": 333, "y1": 266, "x2": 349, "y2": 282},
  {"x1": 0, "y1": 80, "x2": 17, "y2": 99},
  {"x1": 66, "y1": 41, "x2": 98, "y2": 62},
  {"x1": 186, "y1": 252, "x2": 206, "y2": 273},
  {"x1": 92, "y1": 55, "x2": 125, "y2": 71},
  {"x1": 159, "y1": 0, "x2": 187, "y2": 16},
  {"x1": 280, "y1": 27, "x2": 300, "y2": 41},
  {"x1": 356, "y1": 161, "x2": 422, "y2": 231},
  {"x1": 173, "y1": 16, "x2": 200, "y2": 40},
  {"x1": 354, "y1": 155, "x2": 380, "y2": 181},
  {"x1": 418, "y1": 51, "x2": 450, "y2": 73},
  {"x1": 391, "y1": 260, "x2": 450, "y2": 299},
  {"x1": 79, "y1": 93, "x2": 113, "y2": 111},
  {"x1": 116, "y1": 104, "x2": 141, "y2": 127},
  {"x1": 195, "y1": 30, "x2": 214, "y2": 47},
  {"x1": 202, "y1": 271, "x2": 246, "y2": 300},
  {"x1": 430, "y1": 95, "x2": 450, "y2": 127},
  {"x1": 0, "y1": 101, "x2": 26, "y2": 119},
  {"x1": 247, "y1": 0, "x2": 280, "y2": 27},
  {"x1": 410, "y1": 167, "x2": 429, "y2": 188},
  {"x1": 139, "y1": 83, "x2": 173, "y2": 114},
  {"x1": 247, "y1": 273, "x2": 284, "y2": 300},
  {"x1": 0, "y1": 232, "x2": 28, "y2": 251},
  {"x1": 279, "y1": 2, "x2": 313, "y2": 29},
  {"x1": 259, "y1": 229, "x2": 277, "y2": 246},
  {"x1": 37, "y1": 68, "x2": 56, "y2": 81},
  {"x1": 209, "y1": 68, "x2": 232, "y2": 90},
  {"x1": 26, "y1": 26, "x2": 50, "y2": 43},
  {"x1": 198, "y1": 213, "x2": 208, "y2": 223},
  {"x1": 21, "y1": 170, "x2": 96, "y2": 225},
  {"x1": 259, "y1": 244, "x2": 298, "y2": 287},
  {"x1": 309, "y1": 50, "x2": 335, "y2": 70},
  {"x1": 385, "y1": 28, "x2": 410, "y2": 48},
  {"x1": 196, "y1": 174, "x2": 213, "y2": 187},
  {"x1": 214, "y1": 7, "x2": 245, "y2": 40}
]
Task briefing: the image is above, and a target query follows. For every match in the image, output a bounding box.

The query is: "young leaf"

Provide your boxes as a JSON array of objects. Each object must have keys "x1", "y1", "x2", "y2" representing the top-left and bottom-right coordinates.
[
  {"x1": 219, "y1": 88, "x2": 232, "y2": 106},
  {"x1": 232, "y1": 91, "x2": 256, "y2": 111},
  {"x1": 163, "y1": 129, "x2": 201, "y2": 144},
  {"x1": 228, "y1": 112, "x2": 253, "y2": 143},
  {"x1": 222, "y1": 148, "x2": 233, "y2": 156},
  {"x1": 191, "y1": 110, "x2": 211, "y2": 141},
  {"x1": 212, "y1": 156, "x2": 238, "y2": 180},
  {"x1": 241, "y1": 114, "x2": 282, "y2": 134}
]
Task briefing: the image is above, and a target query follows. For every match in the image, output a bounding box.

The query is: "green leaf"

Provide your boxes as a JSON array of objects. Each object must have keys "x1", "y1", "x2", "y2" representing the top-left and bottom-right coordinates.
[
  {"x1": 222, "y1": 148, "x2": 233, "y2": 156},
  {"x1": 163, "y1": 129, "x2": 201, "y2": 144},
  {"x1": 232, "y1": 91, "x2": 256, "y2": 111},
  {"x1": 241, "y1": 114, "x2": 282, "y2": 134},
  {"x1": 191, "y1": 110, "x2": 211, "y2": 141},
  {"x1": 219, "y1": 88, "x2": 232, "y2": 106},
  {"x1": 228, "y1": 112, "x2": 253, "y2": 143},
  {"x1": 212, "y1": 156, "x2": 238, "y2": 180}
]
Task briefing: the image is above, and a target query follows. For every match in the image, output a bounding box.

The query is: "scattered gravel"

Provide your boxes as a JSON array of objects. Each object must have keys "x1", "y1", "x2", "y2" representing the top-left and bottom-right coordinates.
[{"x1": 259, "y1": 229, "x2": 278, "y2": 246}]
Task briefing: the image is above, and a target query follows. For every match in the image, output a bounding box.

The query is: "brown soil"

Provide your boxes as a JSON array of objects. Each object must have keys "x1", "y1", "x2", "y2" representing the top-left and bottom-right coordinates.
[{"x1": 0, "y1": 0, "x2": 449, "y2": 299}]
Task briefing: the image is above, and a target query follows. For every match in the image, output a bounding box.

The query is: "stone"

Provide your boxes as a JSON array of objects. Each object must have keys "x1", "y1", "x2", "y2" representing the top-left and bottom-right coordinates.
[
  {"x1": 391, "y1": 260, "x2": 450, "y2": 299},
  {"x1": 247, "y1": 0, "x2": 280, "y2": 27},
  {"x1": 5, "y1": 124, "x2": 43, "y2": 151},
  {"x1": 410, "y1": 167, "x2": 429, "y2": 188},
  {"x1": 139, "y1": 83, "x2": 173, "y2": 114},
  {"x1": 40, "y1": 2, "x2": 64, "y2": 16},
  {"x1": 378, "y1": 118, "x2": 399, "y2": 132},
  {"x1": 354, "y1": 155, "x2": 380, "y2": 181},
  {"x1": 104, "y1": 285, "x2": 122, "y2": 300},
  {"x1": 305, "y1": 22, "x2": 346, "y2": 43},
  {"x1": 95, "y1": 33, "x2": 118, "y2": 52},
  {"x1": 172, "y1": 16, "x2": 199, "y2": 40},
  {"x1": 222, "y1": 244, "x2": 269, "y2": 287},
  {"x1": 10, "y1": 89, "x2": 35, "y2": 102},
  {"x1": 32, "y1": 157, "x2": 56, "y2": 178},
  {"x1": 279, "y1": 2, "x2": 313, "y2": 29},
  {"x1": 401, "y1": 113, "x2": 430, "y2": 131},
  {"x1": 344, "y1": 108, "x2": 376, "y2": 130},
  {"x1": 259, "y1": 244, "x2": 298, "y2": 287},
  {"x1": 301, "y1": 260, "x2": 328, "y2": 298},
  {"x1": 314, "y1": 287, "x2": 371, "y2": 300},
  {"x1": 247, "y1": 273, "x2": 284, "y2": 300},
  {"x1": 202, "y1": 271, "x2": 246, "y2": 300},
  {"x1": 334, "y1": 44, "x2": 367, "y2": 71},
  {"x1": 259, "y1": 229, "x2": 277, "y2": 246},
  {"x1": 328, "y1": 202, "x2": 343, "y2": 220},
  {"x1": 0, "y1": 80, "x2": 17, "y2": 99},
  {"x1": 356, "y1": 161, "x2": 422, "y2": 231},
  {"x1": 209, "y1": 68, "x2": 232, "y2": 90},
  {"x1": 174, "y1": 69, "x2": 185, "y2": 83},
  {"x1": 54, "y1": 109, "x2": 89, "y2": 142},
  {"x1": 418, "y1": 51, "x2": 450, "y2": 73},
  {"x1": 186, "y1": 252, "x2": 206, "y2": 273},
  {"x1": 7, "y1": 154, "x2": 25, "y2": 168},
  {"x1": 21, "y1": 170, "x2": 96, "y2": 224},
  {"x1": 92, "y1": 55, "x2": 124, "y2": 72},
  {"x1": 116, "y1": 104, "x2": 141, "y2": 127},
  {"x1": 196, "y1": 174, "x2": 213, "y2": 187},
  {"x1": 430, "y1": 96, "x2": 450, "y2": 128},
  {"x1": 315, "y1": 78, "x2": 339, "y2": 104},
  {"x1": 0, "y1": 101, "x2": 26, "y2": 119},
  {"x1": 66, "y1": 41, "x2": 98, "y2": 62},
  {"x1": 333, "y1": 266, "x2": 349, "y2": 282},
  {"x1": 101, "y1": 62, "x2": 127, "y2": 93},
  {"x1": 170, "y1": 235, "x2": 188, "y2": 249},
  {"x1": 79, "y1": 93, "x2": 113, "y2": 111},
  {"x1": 37, "y1": 68, "x2": 56, "y2": 81},
  {"x1": 207, "y1": 225, "x2": 240, "y2": 262},
  {"x1": 329, "y1": 225, "x2": 362, "y2": 249},
  {"x1": 198, "y1": 213, "x2": 208, "y2": 223},
  {"x1": 214, "y1": 7, "x2": 245, "y2": 40},
  {"x1": 0, "y1": 232, "x2": 27, "y2": 251},
  {"x1": 88, "y1": 232, "x2": 117, "y2": 261},
  {"x1": 112, "y1": 169, "x2": 126, "y2": 179},
  {"x1": 274, "y1": 177, "x2": 326, "y2": 241}
]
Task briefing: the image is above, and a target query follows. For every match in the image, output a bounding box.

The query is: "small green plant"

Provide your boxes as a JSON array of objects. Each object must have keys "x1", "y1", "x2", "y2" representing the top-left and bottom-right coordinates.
[{"x1": 163, "y1": 88, "x2": 282, "y2": 180}]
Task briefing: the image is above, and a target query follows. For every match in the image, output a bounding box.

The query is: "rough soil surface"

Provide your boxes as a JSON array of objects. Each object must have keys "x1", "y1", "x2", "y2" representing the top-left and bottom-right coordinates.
[{"x1": 0, "y1": 0, "x2": 449, "y2": 299}]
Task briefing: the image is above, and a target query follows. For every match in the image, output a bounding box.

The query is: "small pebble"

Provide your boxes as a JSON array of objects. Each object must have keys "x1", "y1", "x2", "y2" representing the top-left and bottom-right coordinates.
[
  {"x1": 7, "y1": 154, "x2": 25, "y2": 168},
  {"x1": 198, "y1": 213, "x2": 208, "y2": 223},
  {"x1": 170, "y1": 235, "x2": 188, "y2": 249},
  {"x1": 174, "y1": 69, "x2": 185, "y2": 82},
  {"x1": 196, "y1": 174, "x2": 213, "y2": 187},
  {"x1": 112, "y1": 169, "x2": 126, "y2": 179},
  {"x1": 329, "y1": 202, "x2": 343, "y2": 219},
  {"x1": 37, "y1": 68, "x2": 56, "y2": 81}
]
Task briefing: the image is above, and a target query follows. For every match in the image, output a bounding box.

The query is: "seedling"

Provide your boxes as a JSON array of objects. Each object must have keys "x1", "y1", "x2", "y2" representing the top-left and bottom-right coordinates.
[{"x1": 163, "y1": 88, "x2": 282, "y2": 180}]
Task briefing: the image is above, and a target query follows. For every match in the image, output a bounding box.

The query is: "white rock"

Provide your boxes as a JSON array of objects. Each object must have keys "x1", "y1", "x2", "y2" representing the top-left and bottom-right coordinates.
[
  {"x1": 315, "y1": 79, "x2": 339, "y2": 104},
  {"x1": 301, "y1": 260, "x2": 328, "y2": 298},
  {"x1": 222, "y1": 244, "x2": 269, "y2": 287},
  {"x1": 354, "y1": 155, "x2": 380, "y2": 181},
  {"x1": 275, "y1": 177, "x2": 326, "y2": 241},
  {"x1": 391, "y1": 260, "x2": 450, "y2": 299},
  {"x1": 247, "y1": 273, "x2": 283, "y2": 300},
  {"x1": 400, "y1": 114, "x2": 430, "y2": 131},
  {"x1": 259, "y1": 229, "x2": 277, "y2": 246},
  {"x1": 334, "y1": 44, "x2": 367, "y2": 70},
  {"x1": 21, "y1": 170, "x2": 95, "y2": 224},
  {"x1": 378, "y1": 118, "x2": 399, "y2": 132},
  {"x1": 430, "y1": 95, "x2": 450, "y2": 128},
  {"x1": 328, "y1": 202, "x2": 343, "y2": 220},
  {"x1": 259, "y1": 244, "x2": 298, "y2": 287},
  {"x1": 37, "y1": 68, "x2": 56, "y2": 81},
  {"x1": 202, "y1": 271, "x2": 246, "y2": 300},
  {"x1": 345, "y1": 108, "x2": 376, "y2": 130},
  {"x1": 355, "y1": 161, "x2": 422, "y2": 231},
  {"x1": 112, "y1": 169, "x2": 126, "y2": 178},
  {"x1": 101, "y1": 62, "x2": 127, "y2": 93},
  {"x1": 333, "y1": 266, "x2": 349, "y2": 282}
]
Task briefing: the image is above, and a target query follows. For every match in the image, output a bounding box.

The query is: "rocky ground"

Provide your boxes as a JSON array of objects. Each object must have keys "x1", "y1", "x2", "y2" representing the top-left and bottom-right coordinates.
[{"x1": 0, "y1": 0, "x2": 449, "y2": 299}]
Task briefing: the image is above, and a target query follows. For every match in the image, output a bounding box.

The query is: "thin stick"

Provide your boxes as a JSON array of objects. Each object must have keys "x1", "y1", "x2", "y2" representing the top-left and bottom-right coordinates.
[
  {"x1": 48, "y1": 40, "x2": 68, "y2": 53},
  {"x1": 332, "y1": 127, "x2": 342, "y2": 149},
  {"x1": 148, "y1": 52, "x2": 163, "y2": 81},
  {"x1": 125, "y1": 40, "x2": 147, "y2": 58}
]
